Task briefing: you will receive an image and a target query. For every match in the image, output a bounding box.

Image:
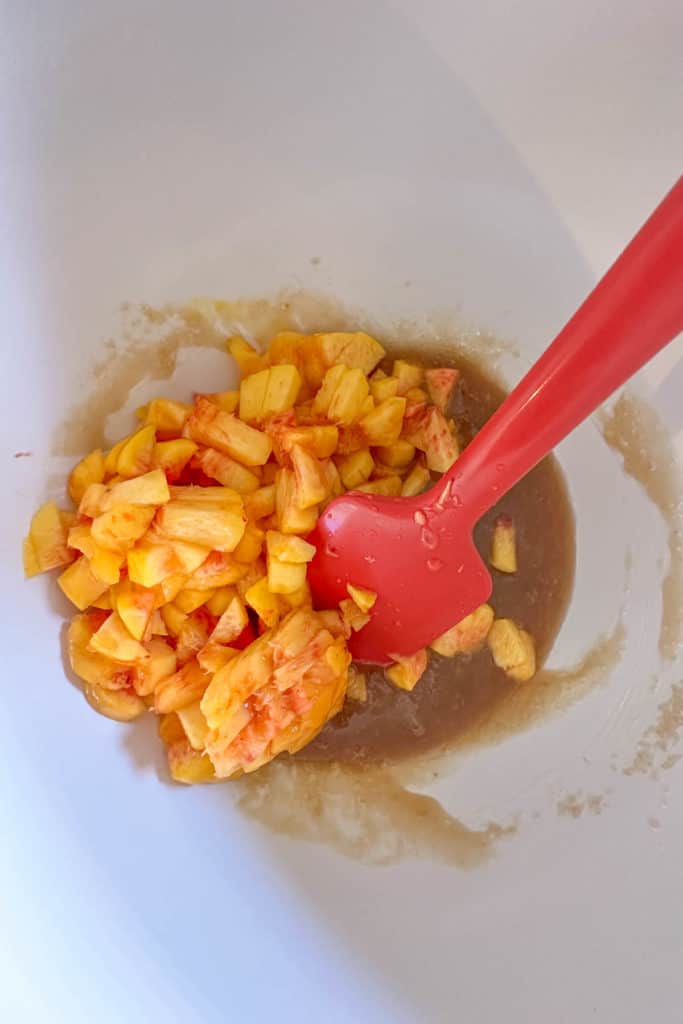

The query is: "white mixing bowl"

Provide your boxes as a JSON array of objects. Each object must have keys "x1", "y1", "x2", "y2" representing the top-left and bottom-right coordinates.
[{"x1": 2, "y1": 3, "x2": 682, "y2": 1021}]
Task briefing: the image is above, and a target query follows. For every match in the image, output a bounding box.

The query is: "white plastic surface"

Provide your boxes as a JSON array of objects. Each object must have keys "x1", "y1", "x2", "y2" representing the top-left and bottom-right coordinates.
[{"x1": 2, "y1": 3, "x2": 682, "y2": 1022}]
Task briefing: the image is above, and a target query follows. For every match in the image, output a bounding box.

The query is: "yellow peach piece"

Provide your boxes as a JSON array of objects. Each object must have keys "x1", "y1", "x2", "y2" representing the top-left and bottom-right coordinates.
[
  {"x1": 336, "y1": 449, "x2": 374, "y2": 489},
  {"x1": 360, "y1": 396, "x2": 406, "y2": 447},
  {"x1": 490, "y1": 515, "x2": 517, "y2": 574},
  {"x1": 187, "y1": 397, "x2": 272, "y2": 466},
  {"x1": 346, "y1": 583, "x2": 377, "y2": 613},
  {"x1": 193, "y1": 447, "x2": 261, "y2": 493},
  {"x1": 100, "y1": 469, "x2": 170, "y2": 510},
  {"x1": 58, "y1": 556, "x2": 109, "y2": 611},
  {"x1": 290, "y1": 444, "x2": 328, "y2": 509},
  {"x1": 487, "y1": 619, "x2": 536, "y2": 682},
  {"x1": 68, "y1": 449, "x2": 106, "y2": 505},
  {"x1": 430, "y1": 603, "x2": 495, "y2": 656},
  {"x1": 116, "y1": 425, "x2": 157, "y2": 478},
  {"x1": 88, "y1": 612, "x2": 150, "y2": 663},
  {"x1": 144, "y1": 399, "x2": 192, "y2": 437},
  {"x1": 385, "y1": 649, "x2": 428, "y2": 691},
  {"x1": 167, "y1": 738, "x2": 215, "y2": 784},
  {"x1": 154, "y1": 660, "x2": 211, "y2": 714},
  {"x1": 24, "y1": 502, "x2": 74, "y2": 576},
  {"x1": 112, "y1": 578, "x2": 156, "y2": 641},
  {"x1": 152, "y1": 439, "x2": 198, "y2": 481},
  {"x1": 155, "y1": 500, "x2": 246, "y2": 552}
]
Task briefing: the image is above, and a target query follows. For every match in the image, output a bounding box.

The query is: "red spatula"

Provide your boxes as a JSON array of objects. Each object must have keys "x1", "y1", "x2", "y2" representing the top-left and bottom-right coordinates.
[{"x1": 308, "y1": 177, "x2": 683, "y2": 664}]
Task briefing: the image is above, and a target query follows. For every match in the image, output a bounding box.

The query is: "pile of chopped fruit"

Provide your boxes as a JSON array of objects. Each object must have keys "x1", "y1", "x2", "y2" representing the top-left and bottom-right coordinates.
[{"x1": 24, "y1": 328, "x2": 535, "y2": 783}]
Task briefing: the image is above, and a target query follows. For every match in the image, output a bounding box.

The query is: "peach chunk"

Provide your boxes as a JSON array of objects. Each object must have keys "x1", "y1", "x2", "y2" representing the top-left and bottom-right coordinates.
[
  {"x1": 490, "y1": 515, "x2": 517, "y2": 574},
  {"x1": 430, "y1": 603, "x2": 495, "y2": 656},
  {"x1": 385, "y1": 649, "x2": 428, "y2": 691}
]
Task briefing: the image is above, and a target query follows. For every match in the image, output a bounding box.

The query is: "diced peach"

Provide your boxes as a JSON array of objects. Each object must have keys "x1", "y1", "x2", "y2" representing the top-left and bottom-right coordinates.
[
  {"x1": 103, "y1": 437, "x2": 128, "y2": 477},
  {"x1": 112, "y1": 578, "x2": 156, "y2": 641},
  {"x1": 115, "y1": 425, "x2": 156, "y2": 478},
  {"x1": 143, "y1": 398, "x2": 192, "y2": 438},
  {"x1": 233, "y1": 521, "x2": 265, "y2": 563},
  {"x1": 312, "y1": 364, "x2": 347, "y2": 418},
  {"x1": 336, "y1": 449, "x2": 374, "y2": 489},
  {"x1": 177, "y1": 700, "x2": 210, "y2": 751},
  {"x1": 320, "y1": 459, "x2": 344, "y2": 506},
  {"x1": 419, "y1": 406, "x2": 459, "y2": 472},
  {"x1": 154, "y1": 659, "x2": 211, "y2": 713},
  {"x1": 68, "y1": 613, "x2": 134, "y2": 691},
  {"x1": 244, "y1": 577, "x2": 281, "y2": 627},
  {"x1": 100, "y1": 468, "x2": 171, "y2": 510},
  {"x1": 200, "y1": 390, "x2": 240, "y2": 414},
  {"x1": 266, "y1": 531, "x2": 316, "y2": 563},
  {"x1": 327, "y1": 368, "x2": 369, "y2": 426},
  {"x1": 187, "y1": 397, "x2": 272, "y2": 466},
  {"x1": 77, "y1": 483, "x2": 108, "y2": 518},
  {"x1": 267, "y1": 330, "x2": 309, "y2": 369},
  {"x1": 68, "y1": 449, "x2": 106, "y2": 505},
  {"x1": 405, "y1": 386, "x2": 428, "y2": 404},
  {"x1": 360, "y1": 396, "x2": 406, "y2": 446},
  {"x1": 158, "y1": 711, "x2": 185, "y2": 746},
  {"x1": 239, "y1": 367, "x2": 269, "y2": 423},
  {"x1": 347, "y1": 583, "x2": 377, "y2": 613},
  {"x1": 197, "y1": 642, "x2": 239, "y2": 674},
  {"x1": 339, "y1": 598, "x2": 370, "y2": 633},
  {"x1": 392, "y1": 360, "x2": 423, "y2": 395},
  {"x1": 487, "y1": 619, "x2": 536, "y2": 682},
  {"x1": 160, "y1": 602, "x2": 188, "y2": 638},
  {"x1": 176, "y1": 610, "x2": 213, "y2": 666},
  {"x1": 168, "y1": 485, "x2": 242, "y2": 505},
  {"x1": 490, "y1": 515, "x2": 517, "y2": 573},
  {"x1": 149, "y1": 609, "x2": 168, "y2": 635},
  {"x1": 370, "y1": 374, "x2": 399, "y2": 403},
  {"x1": 425, "y1": 367, "x2": 459, "y2": 411},
  {"x1": 374, "y1": 440, "x2": 415, "y2": 468},
  {"x1": 371, "y1": 460, "x2": 410, "y2": 480},
  {"x1": 385, "y1": 649, "x2": 428, "y2": 691},
  {"x1": 88, "y1": 612, "x2": 150, "y2": 663},
  {"x1": 210, "y1": 595, "x2": 248, "y2": 644},
  {"x1": 132, "y1": 638, "x2": 177, "y2": 697},
  {"x1": 227, "y1": 335, "x2": 267, "y2": 376},
  {"x1": 84, "y1": 682, "x2": 146, "y2": 722},
  {"x1": 127, "y1": 541, "x2": 180, "y2": 587},
  {"x1": 243, "y1": 484, "x2": 276, "y2": 521},
  {"x1": 278, "y1": 580, "x2": 312, "y2": 611},
  {"x1": 273, "y1": 425, "x2": 339, "y2": 461},
  {"x1": 205, "y1": 586, "x2": 237, "y2": 617},
  {"x1": 275, "y1": 469, "x2": 318, "y2": 534},
  {"x1": 58, "y1": 556, "x2": 109, "y2": 610},
  {"x1": 91, "y1": 592, "x2": 113, "y2": 610},
  {"x1": 166, "y1": 539, "x2": 211, "y2": 575},
  {"x1": 174, "y1": 587, "x2": 213, "y2": 614},
  {"x1": 153, "y1": 439, "x2": 198, "y2": 481},
  {"x1": 356, "y1": 476, "x2": 402, "y2": 496},
  {"x1": 346, "y1": 665, "x2": 368, "y2": 702},
  {"x1": 314, "y1": 331, "x2": 385, "y2": 375},
  {"x1": 193, "y1": 447, "x2": 260, "y2": 493},
  {"x1": 155, "y1": 573, "x2": 188, "y2": 604},
  {"x1": 23, "y1": 502, "x2": 74, "y2": 575},
  {"x1": 290, "y1": 444, "x2": 328, "y2": 509},
  {"x1": 22, "y1": 537, "x2": 40, "y2": 578},
  {"x1": 235, "y1": 559, "x2": 266, "y2": 600},
  {"x1": 267, "y1": 556, "x2": 307, "y2": 595},
  {"x1": 401, "y1": 458, "x2": 431, "y2": 497},
  {"x1": 155, "y1": 499, "x2": 246, "y2": 552},
  {"x1": 90, "y1": 505, "x2": 155, "y2": 557},
  {"x1": 67, "y1": 525, "x2": 124, "y2": 585},
  {"x1": 430, "y1": 603, "x2": 494, "y2": 656},
  {"x1": 186, "y1": 551, "x2": 247, "y2": 589},
  {"x1": 263, "y1": 365, "x2": 302, "y2": 417},
  {"x1": 167, "y1": 738, "x2": 215, "y2": 784}
]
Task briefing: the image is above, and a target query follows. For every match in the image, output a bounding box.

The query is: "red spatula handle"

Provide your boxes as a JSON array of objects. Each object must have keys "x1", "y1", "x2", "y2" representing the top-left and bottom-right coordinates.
[{"x1": 438, "y1": 176, "x2": 683, "y2": 519}]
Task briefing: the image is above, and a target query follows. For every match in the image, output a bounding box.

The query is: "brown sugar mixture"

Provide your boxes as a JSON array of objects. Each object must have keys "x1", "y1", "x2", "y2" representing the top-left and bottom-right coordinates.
[{"x1": 303, "y1": 350, "x2": 576, "y2": 763}]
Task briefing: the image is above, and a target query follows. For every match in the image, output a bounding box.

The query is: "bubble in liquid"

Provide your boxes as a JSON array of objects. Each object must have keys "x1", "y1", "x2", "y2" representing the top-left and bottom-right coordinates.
[{"x1": 421, "y1": 528, "x2": 437, "y2": 549}]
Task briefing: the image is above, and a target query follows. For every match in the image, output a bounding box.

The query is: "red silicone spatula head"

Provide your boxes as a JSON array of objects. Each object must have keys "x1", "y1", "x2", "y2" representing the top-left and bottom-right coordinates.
[
  {"x1": 308, "y1": 178, "x2": 683, "y2": 664},
  {"x1": 307, "y1": 480, "x2": 492, "y2": 664}
]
